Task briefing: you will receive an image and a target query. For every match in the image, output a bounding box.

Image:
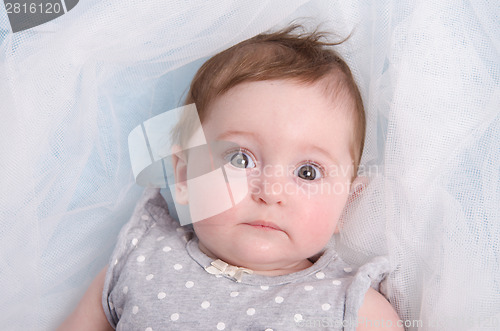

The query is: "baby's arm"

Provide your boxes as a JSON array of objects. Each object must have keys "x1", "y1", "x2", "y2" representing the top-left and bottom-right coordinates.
[
  {"x1": 356, "y1": 288, "x2": 403, "y2": 331},
  {"x1": 57, "y1": 267, "x2": 113, "y2": 331}
]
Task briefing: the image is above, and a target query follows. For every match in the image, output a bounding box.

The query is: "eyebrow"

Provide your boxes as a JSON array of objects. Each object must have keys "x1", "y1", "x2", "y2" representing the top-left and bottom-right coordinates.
[
  {"x1": 218, "y1": 130, "x2": 338, "y2": 163},
  {"x1": 307, "y1": 145, "x2": 340, "y2": 165},
  {"x1": 216, "y1": 130, "x2": 260, "y2": 142}
]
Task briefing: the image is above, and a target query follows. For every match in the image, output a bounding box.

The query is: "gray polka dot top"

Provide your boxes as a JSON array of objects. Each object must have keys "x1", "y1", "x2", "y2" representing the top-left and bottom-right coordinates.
[{"x1": 102, "y1": 188, "x2": 391, "y2": 331}]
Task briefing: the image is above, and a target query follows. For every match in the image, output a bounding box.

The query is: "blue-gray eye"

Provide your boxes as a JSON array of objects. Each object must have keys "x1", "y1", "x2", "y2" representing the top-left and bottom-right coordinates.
[
  {"x1": 295, "y1": 163, "x2": 322, "y2": 180},
  {"x1": 226, "y1": 150, "x2": 256, "y2": 169}
]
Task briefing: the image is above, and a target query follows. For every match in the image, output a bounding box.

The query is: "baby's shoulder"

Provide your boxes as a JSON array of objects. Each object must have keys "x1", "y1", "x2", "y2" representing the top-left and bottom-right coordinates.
[
  {"x1": 111, "y1": 188, "x2": 192, "y2": 266},
  {"x1": 137, "y1": 187, "x2": 178, "y2": 230}
]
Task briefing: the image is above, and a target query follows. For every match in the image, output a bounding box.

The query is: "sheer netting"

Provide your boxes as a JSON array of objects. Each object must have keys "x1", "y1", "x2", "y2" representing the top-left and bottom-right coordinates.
[{"x1": 0, "y1": 1, "x2": 498, "y2": 330}]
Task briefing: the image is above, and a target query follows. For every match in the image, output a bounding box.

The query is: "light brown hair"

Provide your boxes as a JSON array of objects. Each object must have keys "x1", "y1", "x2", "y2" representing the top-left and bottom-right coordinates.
[{"x1": 172, "y1": 24, "x2": 365, "y2": 170}]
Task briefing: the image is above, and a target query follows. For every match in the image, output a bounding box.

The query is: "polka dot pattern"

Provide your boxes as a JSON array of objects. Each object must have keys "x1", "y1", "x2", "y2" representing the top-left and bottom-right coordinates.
[{"x1": 107, "y1": 201, "x2": 376, "y2": 330}]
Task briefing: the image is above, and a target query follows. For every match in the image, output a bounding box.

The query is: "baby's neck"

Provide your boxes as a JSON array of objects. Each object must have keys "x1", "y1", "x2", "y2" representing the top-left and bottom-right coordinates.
[
  {"x1": 198, "y1": 242, "x2": 314, "y2": 276},
  {"x1": 251, "y1": 259, "x2": 314, "y2": 276}
]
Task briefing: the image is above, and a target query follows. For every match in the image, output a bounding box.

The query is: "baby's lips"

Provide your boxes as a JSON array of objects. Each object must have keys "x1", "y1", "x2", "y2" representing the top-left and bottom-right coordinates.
[{"x1": 244, "y1": 220, "x2": 285, "y2": 232}]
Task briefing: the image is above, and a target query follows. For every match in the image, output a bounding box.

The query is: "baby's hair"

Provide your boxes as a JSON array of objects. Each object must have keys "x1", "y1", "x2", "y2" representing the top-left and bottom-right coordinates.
[{"x1": 172, "y1": 24, "x2": 365, "y2": 170}]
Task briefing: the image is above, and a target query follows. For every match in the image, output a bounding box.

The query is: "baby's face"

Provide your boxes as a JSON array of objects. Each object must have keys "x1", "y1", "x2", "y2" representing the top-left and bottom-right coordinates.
[{"x1": 183, "y1": 80, "x2": 355, "y2": 274}]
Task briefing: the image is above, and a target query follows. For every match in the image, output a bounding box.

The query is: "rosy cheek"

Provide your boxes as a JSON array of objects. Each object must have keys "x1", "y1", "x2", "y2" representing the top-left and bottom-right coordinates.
[{"x1": 302, "y1": 200, "x2": 340, "y2": 234}]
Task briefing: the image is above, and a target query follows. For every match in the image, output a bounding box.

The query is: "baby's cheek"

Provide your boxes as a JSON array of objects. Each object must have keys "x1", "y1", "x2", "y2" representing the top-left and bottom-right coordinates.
[{"x1": 299, "y1": 204, "x2": 338, "y2": 240}]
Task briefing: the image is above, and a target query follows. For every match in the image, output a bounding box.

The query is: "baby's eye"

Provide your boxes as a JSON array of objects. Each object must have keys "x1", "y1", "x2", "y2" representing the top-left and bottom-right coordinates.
[
  {"x1": 295, "y1": 163, "x2": 323, "y2": 181},
  {"x1": 225, "y1": 149, "x2": 256, "y2": 169}
]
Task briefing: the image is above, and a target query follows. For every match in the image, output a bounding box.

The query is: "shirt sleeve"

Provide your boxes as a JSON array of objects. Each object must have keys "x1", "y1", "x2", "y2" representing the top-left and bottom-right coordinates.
[
  {"x1": 343, "y1": 256, "x2": 393, "y2": 331},
  {"x1": 101, "y1": 188, "x2": 172, "y2": 328}
]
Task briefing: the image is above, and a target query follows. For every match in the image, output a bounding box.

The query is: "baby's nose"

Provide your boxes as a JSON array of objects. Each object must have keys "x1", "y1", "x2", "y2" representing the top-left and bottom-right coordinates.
[{"x1": 249, "y1": 166, "x2": 288, "y2": 205}]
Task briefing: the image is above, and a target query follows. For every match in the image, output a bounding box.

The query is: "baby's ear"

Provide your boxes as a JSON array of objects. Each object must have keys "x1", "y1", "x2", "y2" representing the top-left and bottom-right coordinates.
[
  {"x1": 171, "y1": 145, "x2": 189, "y2": 205},
  {"x1": 349, "y1": 175, "x2": 368, "y2": 201}
]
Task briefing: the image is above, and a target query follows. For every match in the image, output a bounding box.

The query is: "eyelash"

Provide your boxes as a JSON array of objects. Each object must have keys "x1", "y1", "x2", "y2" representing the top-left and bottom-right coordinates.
[
  {"x1": 223, "y1": 147, "x2": 257, "y2": 167},
  {"x1": 295, "y1": 160, "x2": 326, "y2": 180}
]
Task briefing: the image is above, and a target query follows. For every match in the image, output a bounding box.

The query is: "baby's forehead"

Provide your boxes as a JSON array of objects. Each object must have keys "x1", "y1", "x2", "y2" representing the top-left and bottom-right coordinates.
[
  {"x1": 210, "y1": 78, "x2": 357, "y2": 122},
  {"x1": 203, "y1": 79, "x2": 356, "y2": 142}
]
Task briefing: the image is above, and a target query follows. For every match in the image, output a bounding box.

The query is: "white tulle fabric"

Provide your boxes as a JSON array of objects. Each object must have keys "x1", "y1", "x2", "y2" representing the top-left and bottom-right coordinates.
[{"x1": 0, "y1": 1, "x2": 498, "y2": 330}]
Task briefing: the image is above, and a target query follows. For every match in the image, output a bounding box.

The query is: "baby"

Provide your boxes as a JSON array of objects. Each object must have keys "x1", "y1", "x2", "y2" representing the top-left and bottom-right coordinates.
[{"x1": 59, "y1": 25, "x2": 401, "y2": 330}]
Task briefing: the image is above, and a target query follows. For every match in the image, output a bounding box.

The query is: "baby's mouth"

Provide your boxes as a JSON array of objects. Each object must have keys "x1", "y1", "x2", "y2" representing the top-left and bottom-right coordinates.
[{"x1": 243, "y1": 220, "x2": 284, "y2": 232}]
